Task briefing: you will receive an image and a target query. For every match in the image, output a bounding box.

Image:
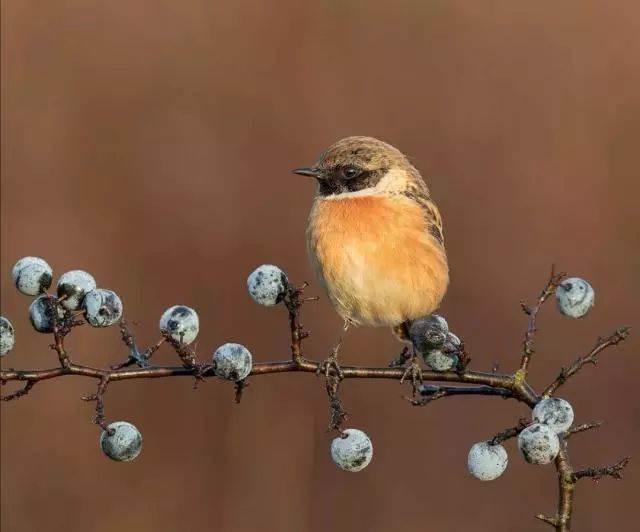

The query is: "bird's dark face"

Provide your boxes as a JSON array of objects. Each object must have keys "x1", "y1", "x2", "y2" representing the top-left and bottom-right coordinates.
[{"x1": 293, "y1": 136, "x2": 405, "y2": 197}]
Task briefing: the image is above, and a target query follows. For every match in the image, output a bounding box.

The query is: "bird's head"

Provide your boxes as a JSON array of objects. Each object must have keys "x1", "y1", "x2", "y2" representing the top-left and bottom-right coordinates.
[{"x1": 293, "y1": 136, "x2": 422, "y2": 198}]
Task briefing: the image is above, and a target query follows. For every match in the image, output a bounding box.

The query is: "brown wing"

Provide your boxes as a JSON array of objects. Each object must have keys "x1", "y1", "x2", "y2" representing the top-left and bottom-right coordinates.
[{"x1": 399, "y1": 183, "x2": 445, "y2": 246}]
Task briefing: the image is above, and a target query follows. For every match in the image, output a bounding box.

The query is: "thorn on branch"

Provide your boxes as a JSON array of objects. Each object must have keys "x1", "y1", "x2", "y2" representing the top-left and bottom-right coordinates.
[
  {"x1": 534, "y1": 514, "x2": 558, "y2": 527},
  {"x1": 572, "y1": 457, "x2": 631, "y2": 482}
]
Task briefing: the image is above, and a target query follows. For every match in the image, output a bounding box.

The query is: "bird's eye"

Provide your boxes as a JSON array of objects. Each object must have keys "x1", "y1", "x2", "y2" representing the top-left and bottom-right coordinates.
[{"x1": 341, "y1": 166, "x2": 360, "y2": 180}]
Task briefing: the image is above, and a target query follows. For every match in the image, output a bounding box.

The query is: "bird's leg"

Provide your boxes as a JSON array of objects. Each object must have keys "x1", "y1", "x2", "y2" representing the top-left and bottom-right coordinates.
[
  {"x1": 318, "y1": 320, "x2": 350, "y2": 380},
  {"x1": 400, "y1": 345, "x2": 423, "y2": 398}
]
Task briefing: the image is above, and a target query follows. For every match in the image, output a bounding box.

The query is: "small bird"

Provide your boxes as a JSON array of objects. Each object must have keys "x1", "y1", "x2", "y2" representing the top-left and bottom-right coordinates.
[{"x1": 294, "y1": 136, "x2": 449, "y2": 372}]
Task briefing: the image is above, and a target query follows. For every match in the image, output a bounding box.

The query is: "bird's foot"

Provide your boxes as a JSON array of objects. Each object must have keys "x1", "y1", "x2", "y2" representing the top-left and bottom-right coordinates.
[{"x1": 400, "y1": 351, "x2": 423, "y2": 398}]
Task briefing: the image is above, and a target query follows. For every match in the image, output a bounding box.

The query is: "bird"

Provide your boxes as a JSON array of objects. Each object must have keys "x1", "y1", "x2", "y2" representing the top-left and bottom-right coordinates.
[{"x1": 294, "y1": 136, "x2": 449, "y2": 376}]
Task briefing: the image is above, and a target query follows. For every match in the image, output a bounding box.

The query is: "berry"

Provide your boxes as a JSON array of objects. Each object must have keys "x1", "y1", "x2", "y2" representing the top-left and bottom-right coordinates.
[
  {"x1": 424, "y1": 350, "x2": 457, "y2": 371},
  {"x1": 0, "y1": 317, "x2": 15, "y2": 356},
  {"x1": 555, "y1": 277, "x2": 594, "y2": 319},
  {"x1": 12, "y1": 256, "x2": 53, "y2": 296},
  {"x1": 532, "y1": 397, "x2": 574, "y2": 434},
  {"x1": 517, "y1": 423, "x2": 560, "y2": 465},
  {"x1": 247, "y1": 264, "x2": 289, "y2": 306},
  {"x1": 159, "y1": 305, "x2": 199, "y2": 345},
  {"x1": 409, "y1": 314, "x2": 449, "y2": 353},
  {"x1": 330, "y1": 428, "x2": 373, "y2": 472},
  {"x1": 56, "y1": 270, "x2": 97, "y2": 310},
  {"x1": 467, "y1": 441, "x2": 508, "y2": 481},
  {"x1": 212, "y1": 343, "x2": 252, "y2": 381},
  {"x1": 83, "y1": 288, "x2": 123, "y2": 327},
  {"x1": 28, "y1": 295, "x2": 64, "y2": 333},
  {"x1": 100, "y1": 421, "x2": 142, "y2": 462}
]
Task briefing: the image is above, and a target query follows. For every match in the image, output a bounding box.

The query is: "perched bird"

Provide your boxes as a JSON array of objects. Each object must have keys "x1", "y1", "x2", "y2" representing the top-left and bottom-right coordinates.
[{"x1": 294, "y1": 136, "x2": 449, "y2": 370}]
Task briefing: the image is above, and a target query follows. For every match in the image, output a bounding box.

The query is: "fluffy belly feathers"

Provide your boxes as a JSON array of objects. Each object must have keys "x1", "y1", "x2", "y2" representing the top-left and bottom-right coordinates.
[{"x1": 306, "y1": 195, "x2": 449, "y2": 326}]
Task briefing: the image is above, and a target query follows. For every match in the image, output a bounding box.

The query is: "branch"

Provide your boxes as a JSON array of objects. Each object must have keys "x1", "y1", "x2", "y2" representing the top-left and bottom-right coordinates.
[
  {"x1": 0, "y1": 266, "x2": 632, "y2": 532},
  {"x1": 543, "y1": 328, "x2": 630, "y2": 396}
]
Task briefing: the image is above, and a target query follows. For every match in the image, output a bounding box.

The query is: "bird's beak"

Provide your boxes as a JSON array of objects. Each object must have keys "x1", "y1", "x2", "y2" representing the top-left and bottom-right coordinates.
[{"x1": 292, "y1": 167, "x2": 321, "y2": 178}]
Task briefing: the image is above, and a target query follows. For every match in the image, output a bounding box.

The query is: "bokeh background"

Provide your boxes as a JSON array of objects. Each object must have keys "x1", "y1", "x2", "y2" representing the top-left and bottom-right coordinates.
[{"x1": 2, "y1": 1, "x2": 638, "y2": 531}]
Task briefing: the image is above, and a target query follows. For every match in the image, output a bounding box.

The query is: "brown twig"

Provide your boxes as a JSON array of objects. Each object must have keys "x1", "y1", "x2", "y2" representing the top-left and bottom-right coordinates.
[
  {"x1": 81, "y1": 376, "x2": 112, "y2": 433},
  {"x1": 563, "y1": 421, "x2": 603, "y2": 439},
  {"x1": 412, "y1": 384, "x2": 514, "y2": 406},
  {"x1": 1, "y1": 379, "x2": 35, "y2": 401},
  {"x1": 489, "y1": 418, "x2": 532, "y2": 445},
  {"x1": 518, "y1": 266, "x2": 566, "y2": 374},
  {"x1": 572, "y1": 457, "x2": 631, "y2": 482},
  {"x1": 542, "y1": 328, "x2": 630, "y2": 396}
]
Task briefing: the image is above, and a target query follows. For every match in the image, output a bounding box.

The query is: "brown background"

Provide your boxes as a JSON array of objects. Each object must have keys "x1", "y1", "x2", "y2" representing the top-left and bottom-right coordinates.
[{"x1": 1, "y1": 1, "x2": 638, "y2": 531}]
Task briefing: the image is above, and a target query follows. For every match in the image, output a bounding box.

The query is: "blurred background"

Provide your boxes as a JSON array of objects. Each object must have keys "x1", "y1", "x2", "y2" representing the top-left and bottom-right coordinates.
[{"x1": 1, "y1": 1, "x2": 638, "y2": 531}]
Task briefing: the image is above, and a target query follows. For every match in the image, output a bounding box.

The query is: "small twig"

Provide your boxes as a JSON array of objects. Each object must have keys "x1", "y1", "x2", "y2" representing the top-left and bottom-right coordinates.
[
  {"x1": 1, "y1": 380, "x2": 35, "y2": 401},
  {"x1": 111, "y1": 320, "x2": 151, "y2": 369},
  {"x1": 325, "y1": 371, "x2": 348, "y2": 432},
  {"x1": 519, "y1": 265, "x2": 566, "y2": 374},
  {"x1": 234, "y1": 379, "x2": 248, "y2": 404},
  {"x1": 563, "y1": 421, "x2": 603, "y2": 439},
  {"x1": 543, "y1": 328, "x2": 630, "y2": 396},
  {"x1": 81, "y1": 376, "x2": 112, "y2": 433},
  {"x1": 489, "y1": 418, "x2": 531, "y2": 445},
  {"x1": 572, "y1": 457, "x2": 630, "y2": 482},
  {"x1": 455, "y1": 342, "x2": 472, "y2": 374}
]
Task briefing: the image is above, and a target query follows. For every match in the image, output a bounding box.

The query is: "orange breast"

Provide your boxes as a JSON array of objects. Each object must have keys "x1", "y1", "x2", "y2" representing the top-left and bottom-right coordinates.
[{"x1": 306, "y1": 195, "x2": 449, "y2": 326}]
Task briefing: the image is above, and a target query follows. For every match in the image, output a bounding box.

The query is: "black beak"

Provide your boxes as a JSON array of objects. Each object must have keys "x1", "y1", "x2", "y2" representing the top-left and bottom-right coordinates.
[{"x1": 292, "y1": 167, "x2": 321, "y2": 178}]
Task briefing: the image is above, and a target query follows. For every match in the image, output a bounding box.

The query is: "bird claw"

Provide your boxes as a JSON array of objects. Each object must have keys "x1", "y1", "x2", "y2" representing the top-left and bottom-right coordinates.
[{"x1": 400, "y1": 354, "x2": 423, "y2": 396}]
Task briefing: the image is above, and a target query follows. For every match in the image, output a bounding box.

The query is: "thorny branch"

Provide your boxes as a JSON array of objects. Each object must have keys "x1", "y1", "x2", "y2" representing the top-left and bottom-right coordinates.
[
  {"x1": 542, "y1": 328, "x2": 631, "y2": 397},
  {"x1": 0, "y1": 269, "x2": 632, "y2": 531}
]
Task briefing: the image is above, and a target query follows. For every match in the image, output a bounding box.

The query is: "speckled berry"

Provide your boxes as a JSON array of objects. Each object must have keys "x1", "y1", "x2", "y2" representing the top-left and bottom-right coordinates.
[
  {"x1": 56, "y1": 270, "x2": 97, "y2": 310},
  {"x1": 12, "y1": 256, "x2": 53, "y2": 296},
  {"x1": 0, "y1": 317, "x2": 15, "y2": 356},
  {"x1": 424, "y1": 350, "x2": 457, "y2": 371},
  {"x1": 83, "y1": 288, "x2": 123, "y2": 327},
  {"x1": 555, "y1": 277, "x2": 594, "y2": 319},
  {"x1": 532, "y1": 397, "x2": 574, "y2": 434},
  {"x1": 212, "y1": 343, "x2": 252, "y2": 381},
  {"x1": 517, "y1": 423, "x2": 560, "y2": 465},
  {"x1": 28, "y1": 295, "x2": 65, "y2": 333},
  {"x1": 247, "y1": 264, "x2": 289, "y2": 306},
  {"x1": 100, "y1": 421, "x2": 142, "y2": 462},
  {"x1": 468, "y1": 441, "x2": 508, "y2": 481},
  {"x1": 409, "y1": 314, "x2": 449, "y2": 353},
  {"x1": 331, "y1": 428, "x2": 373, "y2": 472},
  {"x1": 159, "y1": 305, "x2": 199, "y2": 344}
]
